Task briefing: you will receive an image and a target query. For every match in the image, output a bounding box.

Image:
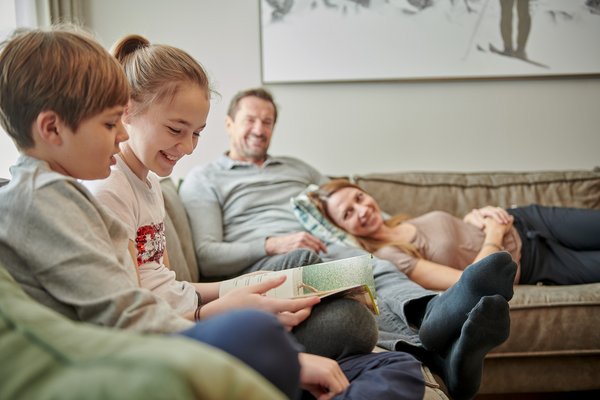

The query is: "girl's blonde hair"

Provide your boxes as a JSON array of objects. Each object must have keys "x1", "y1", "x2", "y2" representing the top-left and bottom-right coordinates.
[
  {"x1": 111, "y1": 34, "x2": 212, "y2": 116},
  {"x1": 309, "y1": 179, "x2": 421, "y2": 258}
]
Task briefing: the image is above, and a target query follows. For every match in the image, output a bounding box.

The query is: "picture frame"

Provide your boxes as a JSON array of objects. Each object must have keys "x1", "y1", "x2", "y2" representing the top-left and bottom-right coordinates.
[{"x1": 259, "y1": 0, "x2": 600, "y2": 83}]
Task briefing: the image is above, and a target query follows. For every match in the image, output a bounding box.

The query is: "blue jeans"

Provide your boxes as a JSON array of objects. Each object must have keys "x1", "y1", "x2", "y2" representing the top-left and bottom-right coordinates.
[{"x1": 177, "y1": 309, "x2": 301, "y2": 399}]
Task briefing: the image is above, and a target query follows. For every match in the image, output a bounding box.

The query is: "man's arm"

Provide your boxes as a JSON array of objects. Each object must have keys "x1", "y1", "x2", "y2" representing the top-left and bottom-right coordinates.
[{"x1": 180, "y1": 169, "x2": 267, "y2": 278}]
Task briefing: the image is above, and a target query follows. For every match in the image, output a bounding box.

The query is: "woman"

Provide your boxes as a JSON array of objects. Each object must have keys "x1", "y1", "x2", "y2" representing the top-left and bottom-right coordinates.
[{"x1": 309, "y1": 179, "x2": 600, "y2": 290}]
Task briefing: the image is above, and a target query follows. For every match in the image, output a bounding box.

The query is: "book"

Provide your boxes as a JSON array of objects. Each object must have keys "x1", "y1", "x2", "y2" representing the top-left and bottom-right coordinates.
[{"x1": 219, "y1": 254, "x2": 379, "y2": 315}]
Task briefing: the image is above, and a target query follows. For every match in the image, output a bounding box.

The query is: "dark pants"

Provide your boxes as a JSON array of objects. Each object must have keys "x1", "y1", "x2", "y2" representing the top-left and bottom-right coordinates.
[
  {"x1": 298, "y1": 351, "x2": 424, "y2": 400},
  {"x1": 334, "y1": 352, "x2": 424, "y2": 400},
  {"x1": 177, "y1": 309, "x2": 301, "y2": 399},
  {"x1": 508, "y1": 205, "x2": 600, "y2": 285}
]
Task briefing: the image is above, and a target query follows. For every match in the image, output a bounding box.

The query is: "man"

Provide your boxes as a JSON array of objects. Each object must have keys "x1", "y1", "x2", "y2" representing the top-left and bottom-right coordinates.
[{"x1": 180, "y1": 87, "x2": 516, "y2": 400}]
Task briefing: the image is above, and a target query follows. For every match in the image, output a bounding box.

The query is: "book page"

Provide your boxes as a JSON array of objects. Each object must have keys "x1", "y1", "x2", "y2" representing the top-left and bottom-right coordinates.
[
  {"x1": 218, "y1": 254, "x2": 378, "y2": 314},
  {"x1": 219, "y1": 268, "x2": 302, "y2": 298},
  {"x1": 316, "y1": 284, "x2": 379, "y2": 315},
  {"x1": 301, "y1": 254, "x2": 376, "y2": 297}
]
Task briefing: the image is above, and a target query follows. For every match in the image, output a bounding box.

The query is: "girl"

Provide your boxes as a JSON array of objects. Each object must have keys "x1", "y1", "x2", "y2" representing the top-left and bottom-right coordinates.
[
  {"x1": 309, "y1": 179, "x2": 600, "y2": 291},
  {"x1": 84, "y1": 34, "x2": 352, "y2": 399}
]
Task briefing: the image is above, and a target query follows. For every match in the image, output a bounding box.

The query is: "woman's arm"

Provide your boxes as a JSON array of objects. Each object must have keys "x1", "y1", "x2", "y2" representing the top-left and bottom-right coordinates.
[{"x1": 408, "y1": 259, "x2": 462, "y2": 291}]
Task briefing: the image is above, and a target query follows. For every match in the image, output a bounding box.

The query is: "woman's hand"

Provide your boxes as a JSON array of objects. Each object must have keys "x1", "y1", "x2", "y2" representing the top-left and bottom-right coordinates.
[
  {"x1": 298, "y1": 353, "x2": 349, "y2": 400},
  {"x1": 469, "y1": 207, "x2": 514, "y2": 264},
  {"x1": 483, "y1": 215, "x2": 514, "y2": 237},
  {"x1": 464, "y1": 206, "x2": 513, "y2": 230},
  {"x1": 201, "y1": 275, "x2": 320, "y2": 329}
]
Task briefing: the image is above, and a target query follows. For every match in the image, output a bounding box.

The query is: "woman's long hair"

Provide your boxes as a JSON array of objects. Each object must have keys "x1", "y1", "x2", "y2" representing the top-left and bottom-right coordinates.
[{"x1": 308, "y1": 179, "x2": 421, "y2": 257}]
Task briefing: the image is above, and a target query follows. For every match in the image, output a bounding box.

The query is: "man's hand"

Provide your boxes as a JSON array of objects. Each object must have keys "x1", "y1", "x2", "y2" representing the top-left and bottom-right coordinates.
[
  {"x1": 298, "y1": 353, "x2": 349, "y2": 400},
  {"x1": 265, "y1": 232, "x2": 327, "y2": 255},
  {"x1": 202, "y1": 275, "x2": 320, "y2": 329}
]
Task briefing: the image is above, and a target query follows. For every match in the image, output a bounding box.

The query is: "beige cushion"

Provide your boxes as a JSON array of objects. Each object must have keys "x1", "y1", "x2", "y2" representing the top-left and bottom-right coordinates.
[
  {"x1": 160, "y1": 178, "x2": 199, "y2": 282},
  {"x1": 354, "y1": 170, "x2": 600, "y2": 218},
  {"x1": 479, "y1": 283, "x2": 600, "y2": 392}
]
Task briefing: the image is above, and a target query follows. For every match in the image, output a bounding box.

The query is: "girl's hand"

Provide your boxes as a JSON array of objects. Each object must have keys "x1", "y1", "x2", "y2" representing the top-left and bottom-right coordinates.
[
  {"x1": 464, "y1": 206, "x2": 513, "y2": 229},
  {"x1": 201, "y1": 275, "x2": 320, "y2": 329},
  {"x1": 298, "y1": 353, "x2": 349, "y2": 400}
]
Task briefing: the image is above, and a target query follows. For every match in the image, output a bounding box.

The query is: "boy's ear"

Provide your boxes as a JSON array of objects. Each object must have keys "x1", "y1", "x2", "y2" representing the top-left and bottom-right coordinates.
[{"x1": 35, "y1": 111, "x2": 64, "y2": 146}]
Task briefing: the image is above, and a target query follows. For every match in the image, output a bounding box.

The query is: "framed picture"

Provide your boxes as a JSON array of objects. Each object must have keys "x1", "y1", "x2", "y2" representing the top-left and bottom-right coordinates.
[{"x1": 260, "y1": 0, "x2": 600, "y2": 83}]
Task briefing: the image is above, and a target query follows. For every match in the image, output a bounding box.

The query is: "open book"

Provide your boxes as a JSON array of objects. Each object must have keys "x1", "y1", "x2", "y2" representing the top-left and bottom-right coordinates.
[{"x1": 219, "y1": 254, "x2": 379, "y2": 315}]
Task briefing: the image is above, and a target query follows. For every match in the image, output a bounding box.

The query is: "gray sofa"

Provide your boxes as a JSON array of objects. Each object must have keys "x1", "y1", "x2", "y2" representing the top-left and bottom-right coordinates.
[{"x1": 161, "y1": 168, "x2": 600, "y2": 397}]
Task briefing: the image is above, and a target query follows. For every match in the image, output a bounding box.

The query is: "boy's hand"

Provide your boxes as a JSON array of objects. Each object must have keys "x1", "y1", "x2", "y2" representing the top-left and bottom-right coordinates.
[{"x1": 298, "y1": 353, "x2": 349, "y2": 400}]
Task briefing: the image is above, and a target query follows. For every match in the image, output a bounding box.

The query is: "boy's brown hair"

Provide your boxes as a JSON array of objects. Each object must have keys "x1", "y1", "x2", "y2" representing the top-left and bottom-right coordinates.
[{"x1": 0, "y1": 26, "x2": 129, "y2": 150}]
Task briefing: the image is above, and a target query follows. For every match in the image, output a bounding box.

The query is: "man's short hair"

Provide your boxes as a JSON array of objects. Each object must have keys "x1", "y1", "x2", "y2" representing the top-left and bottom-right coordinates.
[
  {"x1": 0, "y1": 26, "x2": 129, "y2": 149},
  {"x1": 227, "y1": 87, "x2": 278, "y2": 124}
]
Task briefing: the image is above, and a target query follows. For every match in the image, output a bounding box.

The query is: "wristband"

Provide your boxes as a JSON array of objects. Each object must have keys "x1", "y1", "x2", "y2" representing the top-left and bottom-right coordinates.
[{"x1": 194, "y1": 292, "x2": 203, "y2": 321}]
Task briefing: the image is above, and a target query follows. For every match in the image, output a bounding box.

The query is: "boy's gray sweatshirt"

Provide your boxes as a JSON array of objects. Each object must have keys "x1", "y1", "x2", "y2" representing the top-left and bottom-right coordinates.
[{"x1": 0, "y1": 155, "x2": 193, "y2": 333}]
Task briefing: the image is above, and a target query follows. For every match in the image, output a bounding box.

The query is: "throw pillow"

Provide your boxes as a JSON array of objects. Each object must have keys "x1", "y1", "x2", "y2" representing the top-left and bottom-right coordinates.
[{"x1": 290, "y1": 185, "x2": 361, "y2": 248}]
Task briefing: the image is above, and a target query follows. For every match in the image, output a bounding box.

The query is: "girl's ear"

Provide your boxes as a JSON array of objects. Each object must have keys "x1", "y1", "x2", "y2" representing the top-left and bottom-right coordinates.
[
  {"x1": 122, "y1": 100, "x2": 134, "y2": 124},
  {"x1": 35, "y1": 111, "x2": 63, "y2": 146}
]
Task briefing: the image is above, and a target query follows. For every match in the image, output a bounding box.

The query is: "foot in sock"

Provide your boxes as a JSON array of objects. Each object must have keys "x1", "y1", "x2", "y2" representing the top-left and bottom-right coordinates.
[
  {"x1": 442, "y1": 295, "x2": 510, "y2": 400},
  {"x1": 418, "y1": 252, "x2": 516, "y2": 352}
]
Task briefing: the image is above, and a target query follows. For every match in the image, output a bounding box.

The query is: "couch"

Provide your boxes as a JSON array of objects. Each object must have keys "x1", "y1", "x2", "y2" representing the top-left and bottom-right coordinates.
[{"x1": 160, "y1": 168, "x2": 600, "y2": 398}]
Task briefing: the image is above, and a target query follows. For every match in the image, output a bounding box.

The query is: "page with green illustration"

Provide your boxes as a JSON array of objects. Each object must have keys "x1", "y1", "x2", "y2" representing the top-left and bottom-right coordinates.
[
  {"x1": 219, "y1": 254, "x2": 378, "y2": 314},
  {"x1": 298, "y1": 254, "x2": 378, "y2": 314}
]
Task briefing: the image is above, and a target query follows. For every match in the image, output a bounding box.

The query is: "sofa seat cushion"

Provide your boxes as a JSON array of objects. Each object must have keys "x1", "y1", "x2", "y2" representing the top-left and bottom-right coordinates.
[
  {"x1": 479, "y1": 283, "x2": 600, "y2": 392},
  {"x1": 493, "y1": 283, "x2": 600, "y2": 357}
]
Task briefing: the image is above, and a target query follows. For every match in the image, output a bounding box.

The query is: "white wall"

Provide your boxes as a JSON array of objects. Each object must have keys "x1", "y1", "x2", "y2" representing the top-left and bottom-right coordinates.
[
  {"x1": 3, "y1": 0, "x2": 598, "y2": 180},
  {"x1": 0, "y1": 0, "x2": 20, "y2": 179}
]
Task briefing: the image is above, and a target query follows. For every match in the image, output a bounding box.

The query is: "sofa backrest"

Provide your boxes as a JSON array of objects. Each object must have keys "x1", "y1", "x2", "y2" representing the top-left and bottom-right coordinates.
[
  {"x1": 354, "y1": 169, "x2": 600, "y2": 218},
  {"x1": 160, "y1": 178, "x2": 199, "y2": 282}
]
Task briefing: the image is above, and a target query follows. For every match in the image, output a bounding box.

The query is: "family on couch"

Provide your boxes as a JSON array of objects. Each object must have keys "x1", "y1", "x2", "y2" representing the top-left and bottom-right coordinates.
[{"x1": 2, "y1": 25, "x2": 596, "y2": 400}]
